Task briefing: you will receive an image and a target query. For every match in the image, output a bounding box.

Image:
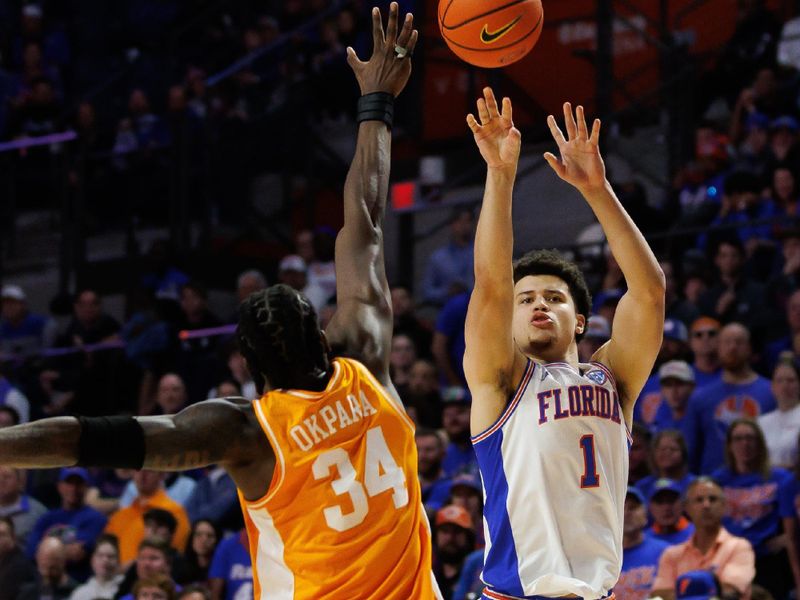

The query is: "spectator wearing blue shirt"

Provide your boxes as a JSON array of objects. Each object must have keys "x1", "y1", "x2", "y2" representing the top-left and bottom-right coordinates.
[
  {"x1": 685, "y1": 323, "x2": 776, "y2": 474},
  {"x1": 645, "y1": 479, "x2": 695, "y2": 545},
  {"x1": 0, "y1": 284, "x2": 54, "y2": 358},
  {"x1": 415, "y1": 429, "x2": 451, "y2": 514},
  {"x1": 422, "y1": 208, "x2": 474, "y2": 307},
  {"x1": 209, "y1": 531, "x2": 252, "y2": 600},
  {"x1": 688, "y1": 316, "x2": 722, "y2": 389},
  {"x1": 183, "y1": 467, "x2": 239, "y2": 528},
  {"x1": 649, "y1": 361, "x2": 696, "y2": 435},
  {"x1": 616, "y1": 487, "x2": 670, "y2": 600},
  {"x1": 714, "y1": 418, "x2": 793, "y2": 599},
  {"x1": 636, "y1": 430, "x2": 695, "y2": 503},
  {"x1": 26, "y1": 467, "x2": 107, "y2": 582},
  {"x1": 440, "y1": 392, "x2": 477, "y2": 478},
  {"x1": 432, "y1": 291, "x2": 469, "y2": 388}
]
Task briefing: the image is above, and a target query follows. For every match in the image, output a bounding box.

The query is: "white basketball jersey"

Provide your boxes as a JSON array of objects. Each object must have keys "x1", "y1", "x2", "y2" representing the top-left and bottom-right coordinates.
[{"x1": 472, "y1": 360, "x2": 630, "y2": 599}]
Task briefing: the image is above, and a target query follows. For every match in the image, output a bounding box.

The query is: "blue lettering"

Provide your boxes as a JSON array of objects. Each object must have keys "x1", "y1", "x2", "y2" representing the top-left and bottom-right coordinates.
[
  {"x1": 553, "y1": 388, "x2": 569, "y2": 419},
  {"x1": 568, "y1": 386, "x2": 582, "y2": 416},
  {"x1": 538, "y1": 390, "x2": 551, "y2": 424}
]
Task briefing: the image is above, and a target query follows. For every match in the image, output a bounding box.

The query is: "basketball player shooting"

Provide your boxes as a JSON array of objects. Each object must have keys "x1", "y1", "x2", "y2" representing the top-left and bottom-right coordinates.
[
  {"x1": 464, "y1": 88, "x2": 665, "y2": 599},
  {"x1": 0, "y1": 5, "x2": 442, "y2": 599}
]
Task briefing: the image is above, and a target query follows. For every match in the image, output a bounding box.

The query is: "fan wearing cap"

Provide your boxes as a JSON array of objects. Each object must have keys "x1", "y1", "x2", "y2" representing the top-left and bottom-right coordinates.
[
  {"x1": 674, "y1": 570, "x2": 721, "y2": 600},
  {"x1": 652, "y1": 477, "x2": 755, "y2": 600},
  {"x1": 645, "y1": 478, "x2": 695, "y2": 545},
  {"x1": 25, "y1": 468, "x2": 107, "y2": 581},
  {"x1": 433, "y1": 505, "x2": 476, "y2": 599},
  {"x1": 276, "y1": 254, "x2": 328, "y2": 313},
  {"x1": 615, "y1": 487, "x2": 669, "y2": 600},
  {"x1": 0, "y1": 284, "x2": 54, "y2": 357},
  {"x1": 634, "y1": 319, "x2": 690, "y2": 428},
  {"x1": 648, "y1": 361, "x2": 696, "y2": 434},
  {"x1": 683, "y1": 323, "x2": 775, "y2": 474}
]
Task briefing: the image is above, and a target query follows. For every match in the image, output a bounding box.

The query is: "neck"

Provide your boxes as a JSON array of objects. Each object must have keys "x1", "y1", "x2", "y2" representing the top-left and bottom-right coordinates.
[
  {"x1": 693, "y1": 525, "x2": 721, "y2": 553},
  {"x1": 419, "y1": 466, "x2": 443, "y2": 485},
  {"x1": 722, "y1": 365, "x2": 755, "y2": 383},
  {"x1": 669, "y1": 404, "x2": 687, "y2": 419},
  {"x1": 735, "y1": 460, "x2": 757, "y2": 474},
  {"x1": 694, "y1": 355, "x2": 719, "y2": 371}
]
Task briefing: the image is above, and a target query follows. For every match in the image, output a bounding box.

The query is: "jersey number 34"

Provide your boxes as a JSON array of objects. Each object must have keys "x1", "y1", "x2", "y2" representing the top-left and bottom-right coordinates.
[{"x1": 312, "y1": 426, "x2": 409, "y2": 531}]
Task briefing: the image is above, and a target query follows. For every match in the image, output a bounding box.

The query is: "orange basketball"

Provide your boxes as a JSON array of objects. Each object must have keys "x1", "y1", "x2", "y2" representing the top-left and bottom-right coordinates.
[{"x1": 438, "y1": 0, "x2": 543, "y2": 68}]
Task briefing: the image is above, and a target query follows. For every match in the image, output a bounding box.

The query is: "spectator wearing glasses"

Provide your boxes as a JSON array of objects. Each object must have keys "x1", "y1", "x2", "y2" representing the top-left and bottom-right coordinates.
[
  {"x1": 758, "y1": 359, "x2": 800, "y2": 468},
  {"x1": 713, "y1": 418, "x2": 793, "y2": 599},
  {"x1": 689, "y1": 316, "x2": 722, "y2": 389}
]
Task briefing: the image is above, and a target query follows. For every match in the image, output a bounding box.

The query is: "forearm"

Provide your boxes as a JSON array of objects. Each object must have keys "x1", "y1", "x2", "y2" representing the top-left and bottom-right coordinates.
[
  {"x1": 0, "y1": 417, "x2": 80, "y2": 468},
  {"x1": 474, "y1": 167, "x2": 516, "y2": 283},
  {"x1": 583, "y1": 181, "x2": 664, "y2": 299},
  {"x1": 343, "y1": 121, "x2": 391, "y2": 230}
]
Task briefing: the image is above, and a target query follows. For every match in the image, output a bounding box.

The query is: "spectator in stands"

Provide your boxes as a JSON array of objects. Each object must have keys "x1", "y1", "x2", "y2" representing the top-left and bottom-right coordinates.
[
  {"x1": 768, "y1": 115, "x2": 799, "y2": 165},
  {"x1": 224, "y1": 345, "x2": 256, "y2": 400},
  {"x1": 577, "y1": 315, "x2": 610, "y2": 362},
  {"x1": 140, "y1": 240, "x2": 190, "y2": 304},
  {"x1": 646, "y1": 478, "x2": 695, "y2": 545},
  {"x1": 759, "y1": 360, "x2": 800, "y2": 468},
  {"x1": 294, "y1": 229, "x2": 315, "y2": 265},
  {"x1": 769, "y1": 164, "x2": 798, "y2": 218},
  {"x1": 651, "y1": 361, "x2": 696, "y2": 434},
  {"x1": 422, "y1": 208, "x2": 475, "y2": 306},
  {"x1": 59, "y1": 289, "x2": 121, "y2": 346},
  {"x1": 115, "y1": 539, "x2": 174, "y2": 600},
  {"x1": 70, "y1": 534, "x2": 124, "y2": 600},
  {"x1": 698, "y1": 238, "x2": 766, "y2": 328},
  {"x1": 433, "y1": 504, "x2": 475, "y2": 600},
  {"x1": 389, "y1": 333, "x2": 416, "y2": 387},
  {"x1": 0, "y1": 406, "x2": 18, "y2": 428},
  {"x1": 767, "y1": 229, "x2": 800, "y2": 314},
  {"x1": 762, "y1": 288, "x2": 800, "y2": 372},
  {"x1": 652, "y1": 477, "x2": 755, "y2": 599},
  {"x1": 235, "y1": 269, "x2": 267, "y2": 304},
  {"x1": 26, "y1": 467, "x2": 107, "y2": 580},
  {"x1": 629, "y1": 423, "x2": 653, "y2": 486},
  {"x1": 451, "y1": 547, "x2": 485, "y2": 600},
  {"x1": 390, "y1": 284, "x2": 432, "y2": 359},
  {"x1": 663, "y1": 259, "x2": 701, "y2": 327},
  {"x1": 182, "y1": 520, "x2": 219, "y2": 585},
  {"x1": 0, "y1": 466, "x2": 46, "y2": 546},
  {"x1": 689, "y1": 316, "x2": 722, "y2": 388},
  {"x1": 416, "y1": 429, "x2": 452, "y2": 514},
  {"x1": 636, "y1": 430, "x2": 695, "y2": 501},
  {"x1": 398, "y1": 359, "x2": 442, "y2": 429},
  {"x1": 432, "y1": 291, "x2": 469, "y2": 388},
  {"x1": 616, "y1": 487, "x2": 669, "y2": 600},
  {"x1": 713, "y1": 418, "x2": 793, "y2": 598},
  {"x1": 176, "y1": 282, "x2": 222, "y2": 405},
  {"x1": 0, "y1": 516, "x2": 36, "y2": 598},
  {"x1": 0, "y1": 366, "x2": 30, "y2": 423},
  {"x1": 132, "y1": 575, "x2": 176, "y2": 600},
  {"x1": 112, "y1": 89, "x2": 167, "y2": 164},
  {"x1": 212, "y1": 379, "x2": 240, "y2": 397},
  {"x1": 183, "y1": 465, "x2": 239, "y2": 529},
  {"x1": 18, "y1": 536, "x2": 77, "y2": 600},
  {"x1": 441, "y1": 392, "x2": 476, "y2": 478},
  {"x1": 685, "y1": 322, "x2": 775, "y2": 473},
  {"x1": 447, "y1": 473, "x2": 483, "y2": 546},
  {"x1": 306, "y1": 227, "x2": 337, "y2": 309},
  {"x1": 0, "y1": 283, "x2": 54, "y2": 356},
  {"x1": 152, "y1": 373, "x2": 189, "y2": 416},
  {"x1": 276, "y1": 255, "x2": 327, "y2": 312},
  {"x1": 732, "y1": 111, "x2": 772, "y2": 176},
  {"x1": 105, "y1": 470, "x2": 190, "y2": 566},
  {"x1": 7, "y1": 75, "x2": 61, "y2": 140},
  {"x1": 208, "y1": 529, "x2": 252, "y2": 600},
  {"x1": 177, "y1": 585, "x2": 210, "y2": 600}
]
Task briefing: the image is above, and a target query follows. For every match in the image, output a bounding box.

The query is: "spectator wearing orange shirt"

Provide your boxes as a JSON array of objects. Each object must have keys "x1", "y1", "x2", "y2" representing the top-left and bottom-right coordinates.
[
  {"x1": 652, "y1": 477, "x2": 755, "y2": 599},
  {"x1": 105, "y1": 470, "x2": 190, "y2": 566}
]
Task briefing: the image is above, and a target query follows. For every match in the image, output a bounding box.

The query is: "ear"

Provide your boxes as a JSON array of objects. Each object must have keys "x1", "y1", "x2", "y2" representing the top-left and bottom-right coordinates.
[{"x1": 575, "y1": 314, "x2": 587, "y2": 334}]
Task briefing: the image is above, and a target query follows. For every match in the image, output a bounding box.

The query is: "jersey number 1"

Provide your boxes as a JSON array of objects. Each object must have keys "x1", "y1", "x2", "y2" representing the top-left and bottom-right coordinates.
[
  {"x1": 579, "y1": 434, "x2": 600, "y2": 488},
  {"x1": 312, "y1": 426, "x2": 409, "y2": 532}
]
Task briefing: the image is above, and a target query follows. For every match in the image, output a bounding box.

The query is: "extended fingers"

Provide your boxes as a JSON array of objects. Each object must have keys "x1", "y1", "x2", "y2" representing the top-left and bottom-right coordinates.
[
  {"x1": 576, "y1": 105, "x2": 588, "y2": 140},
  {"x1": 484, "y1": 87, "x2": 500, "y2": 119},
  {"x1": 477, "y1": 98, "x2": 490, "y2": 125},
  {"x1": 396, "y1": 11, "x2": 414, "y2": 49},
  {"x1": 547, "y1": 114, "x2": 566, "y2": 146},
  {"x1": 590, "y1": 118, "x2": 601, "y2": 145},
  {"x1": 563, "y1": 102, "x2": 577, "y2": 139},
  {"x1": 385, "y1": 2, "x2": 399, "y2": 45},
  {"x1": 466, "y1": 113, "x2": 481, "y2": 133},
  {"x1": 501, "y1": 97, "x2": 513, "y2": 123},
  {"x1": 405, "y1": 29, "x2": 419, "y2": 56},
  {"x1": 371, "y1": 7, "x2": 385, "y2": 50}
]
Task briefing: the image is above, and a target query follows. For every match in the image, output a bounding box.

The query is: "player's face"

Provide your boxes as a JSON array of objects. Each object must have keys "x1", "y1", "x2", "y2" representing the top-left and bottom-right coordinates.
[
  {"x1": 649, "y1": 493, "x2": 682, "y2": 526},
  {"x1": 512, "y1": 275, "x2": 583, "y2": 361}
]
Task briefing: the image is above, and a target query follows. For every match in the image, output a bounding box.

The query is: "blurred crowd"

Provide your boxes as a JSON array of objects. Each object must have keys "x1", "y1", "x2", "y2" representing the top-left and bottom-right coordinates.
[{"x1": 8, "y1": 1, "x2": 800, "y2": 600}]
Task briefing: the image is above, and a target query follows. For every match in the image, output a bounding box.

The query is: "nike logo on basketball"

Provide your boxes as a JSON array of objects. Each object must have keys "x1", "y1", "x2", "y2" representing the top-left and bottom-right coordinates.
[{"x1": 480, "y1": 16, "x2": 522, "y2": 44}]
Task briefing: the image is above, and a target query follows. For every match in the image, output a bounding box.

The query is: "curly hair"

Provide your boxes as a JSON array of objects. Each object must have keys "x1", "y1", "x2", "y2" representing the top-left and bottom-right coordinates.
[
  {"x1": 513, "y1": 249, "x2": 592, "y2": 342},
  {"x1": 236, "y1": 285, "x2": 330, "y2": 393}
]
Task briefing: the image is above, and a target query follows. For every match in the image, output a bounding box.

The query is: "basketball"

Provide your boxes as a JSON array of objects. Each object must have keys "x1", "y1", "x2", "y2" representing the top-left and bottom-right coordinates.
[{"x1": 438, "y1": 0, "x2": 543, "y2": 68}]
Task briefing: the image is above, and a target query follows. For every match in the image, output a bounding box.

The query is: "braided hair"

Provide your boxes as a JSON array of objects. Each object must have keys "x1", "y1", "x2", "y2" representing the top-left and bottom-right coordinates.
[{"x1": 236, "y1": 285, "x2": 330, "y2": 392}]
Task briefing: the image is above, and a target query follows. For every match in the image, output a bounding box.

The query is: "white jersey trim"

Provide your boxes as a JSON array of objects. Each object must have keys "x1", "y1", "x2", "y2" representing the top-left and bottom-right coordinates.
[{"x1": 247, "y1": 505, "x2": 295, "y2": 599}]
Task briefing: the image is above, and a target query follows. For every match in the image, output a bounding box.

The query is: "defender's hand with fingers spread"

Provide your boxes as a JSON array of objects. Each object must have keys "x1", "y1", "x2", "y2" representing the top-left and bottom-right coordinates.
[
  {"x1": 544, "y1": 103, "x2": 607, "y2": 197},
  {"x1": 467, "y1": 87, "x2": 521, "y2": 173},
  {"x1": 346, "y1": 2, "x2": 418, "y2": 97}
]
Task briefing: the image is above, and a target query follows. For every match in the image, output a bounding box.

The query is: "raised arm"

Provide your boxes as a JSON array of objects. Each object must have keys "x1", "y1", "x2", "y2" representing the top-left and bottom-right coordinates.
[
  {"x1": 463, "y1": 87, "x2": 527, "y2": 435},
  {"x1": 544, "y1": 103, "x2": 665, "y2": 422},
  {"x1": 324, "y1": 2, "x2": 418, "y2": 388},
  {"x1": 0, "y1": 399, "x2": 271, "y2": 500}
]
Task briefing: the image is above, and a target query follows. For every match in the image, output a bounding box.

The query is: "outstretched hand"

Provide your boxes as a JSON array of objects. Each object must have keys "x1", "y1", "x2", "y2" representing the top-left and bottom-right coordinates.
[
  {"x1": 346, "y1": 2, "x2": 418, "y2": 97},
  {"x1": 544, "y1": 103, "x2": 607, "y2": 196},
  {"x1": 466, "y1": 87, "x2": 521, "y2": 172}
]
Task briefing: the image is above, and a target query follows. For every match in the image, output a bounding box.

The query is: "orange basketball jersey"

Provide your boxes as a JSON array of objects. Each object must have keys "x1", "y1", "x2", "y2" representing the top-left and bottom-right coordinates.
[{"x1": 241, "y1": 357, "x2": 441, "y2": 600}]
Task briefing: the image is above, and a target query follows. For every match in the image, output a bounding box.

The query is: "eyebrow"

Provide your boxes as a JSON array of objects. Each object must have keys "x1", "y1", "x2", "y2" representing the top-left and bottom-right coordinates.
[{"x1": 516, "y1": 289, "x2": 567, "y2": 298}]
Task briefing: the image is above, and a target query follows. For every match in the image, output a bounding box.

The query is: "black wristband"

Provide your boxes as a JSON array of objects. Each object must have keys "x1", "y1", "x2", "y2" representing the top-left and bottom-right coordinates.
[
  {"x1": 76, "y1": 416, "x2": 146, "y2": 470},
  {"x1": 356, "y1": 92, "x2": 394, "y2": 128}
]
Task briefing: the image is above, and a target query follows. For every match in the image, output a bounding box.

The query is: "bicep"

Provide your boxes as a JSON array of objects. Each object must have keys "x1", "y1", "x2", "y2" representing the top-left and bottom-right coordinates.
[{"x1": 596, "y1": 291, "x2": 664, "y2": 412}]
